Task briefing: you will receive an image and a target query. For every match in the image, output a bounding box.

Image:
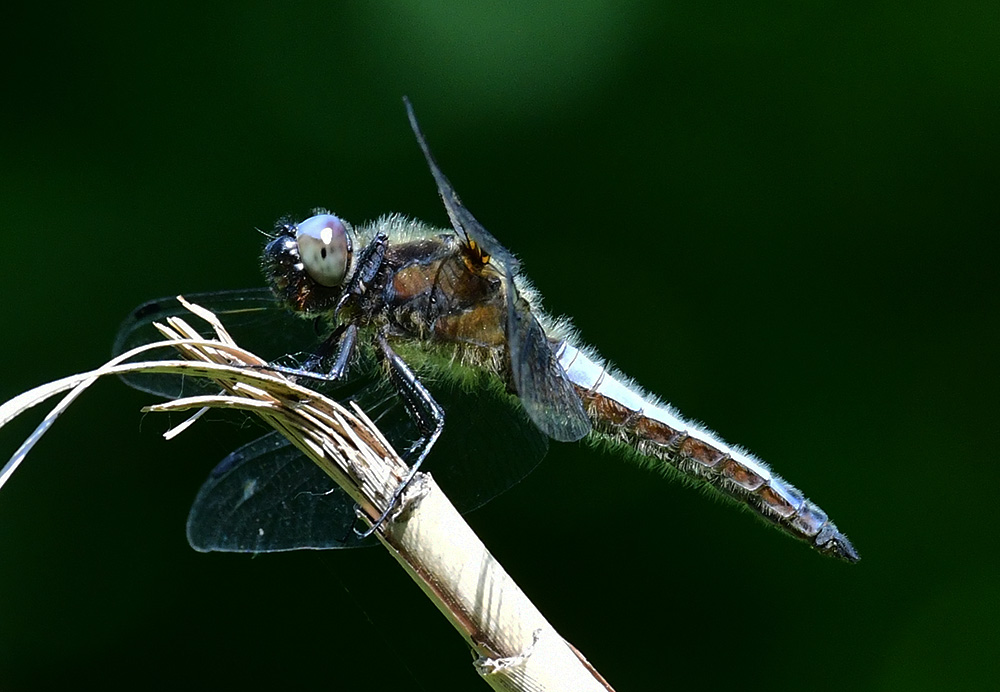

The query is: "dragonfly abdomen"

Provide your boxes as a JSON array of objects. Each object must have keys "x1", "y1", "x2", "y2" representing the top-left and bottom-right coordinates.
[{"x1": 555, "y1": 341, "x2": 859, "y2": 563}]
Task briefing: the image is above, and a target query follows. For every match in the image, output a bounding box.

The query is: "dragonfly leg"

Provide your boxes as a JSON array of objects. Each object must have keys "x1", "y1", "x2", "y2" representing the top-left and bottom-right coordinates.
[
  {"x1": 354, "y1": 331, "x2": 445, "y2": 539},
  {"x1": 247, "y1": 322, "x2": 359, "y2": 384},
  {"x1": 300, "y1": 322, "x2": 358, "y2": 380},
  {"x1": 335, "y1": 232, "x2": 388, "y2": 317}
]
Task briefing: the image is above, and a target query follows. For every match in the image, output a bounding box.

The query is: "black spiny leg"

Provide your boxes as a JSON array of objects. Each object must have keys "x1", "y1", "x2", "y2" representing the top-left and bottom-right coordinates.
[
  {"x1": 335, "y1": 233, "x2": 388, "y2": 317},
  {"x1": 355, "y1": 332, "x2": 445, "y2": 539},
  {"x1": 299, "y1": 322, "x2": 358, "y2": 381},
  {"x1": 254, "y1": 322, "x2": 359, "y2": 387}
]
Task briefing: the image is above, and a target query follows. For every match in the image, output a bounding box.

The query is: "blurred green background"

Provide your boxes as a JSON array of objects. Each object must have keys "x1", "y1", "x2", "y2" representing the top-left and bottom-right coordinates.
[{"x1": 2, "y1": 2, "x2": 997, "y2": 690}]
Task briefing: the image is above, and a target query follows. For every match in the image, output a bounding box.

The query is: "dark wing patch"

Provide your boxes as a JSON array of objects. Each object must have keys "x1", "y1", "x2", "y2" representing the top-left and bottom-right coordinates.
[
  {"x1": 505, "y1": 275, "x2": 592, "y2": 443},
  {"x1": 404, "y1": 97, "x2": 520, "y2": 275},
  {"x1": 404, "y1": 97, "x2": 590, "y2": 443}
]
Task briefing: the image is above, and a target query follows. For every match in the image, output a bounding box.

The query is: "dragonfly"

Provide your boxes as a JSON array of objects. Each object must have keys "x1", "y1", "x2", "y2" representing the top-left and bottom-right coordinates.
[{"x1": 116, "y1": 99, "x2": 859, "y2": 562}]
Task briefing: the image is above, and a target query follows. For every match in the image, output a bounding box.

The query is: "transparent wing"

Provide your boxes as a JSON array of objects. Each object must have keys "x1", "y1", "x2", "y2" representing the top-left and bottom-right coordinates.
[
  {"x1": 186, "y1": 432, "x2": 366, "y2": 552},
  {"x1": 404, "y1": 97, "x2": 520, "y2": 274},
  {"x1": 113, "y1": 288, "x2": 322, "y2": 399},
  {"x1": 505, "y1": 276, "x2": 592, "y2": 442},
  {"x1": 186, "y1": 373, "x2": 549, "y2": 552},
  {"x1": 403, "y1": 97, "x2": 590, "y2": 443},
  {"x1": 427, "y1": 377, "x2": 549, "y2": 512},
  {"x1": 187, "y1": 432, "x2": 358, "y2": 553}
]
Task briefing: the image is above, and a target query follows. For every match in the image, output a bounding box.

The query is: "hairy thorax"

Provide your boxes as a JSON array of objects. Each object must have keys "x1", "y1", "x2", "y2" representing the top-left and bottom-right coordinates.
[{"x1": 359, "y1": 233, "x2": 509, "y2": 377}]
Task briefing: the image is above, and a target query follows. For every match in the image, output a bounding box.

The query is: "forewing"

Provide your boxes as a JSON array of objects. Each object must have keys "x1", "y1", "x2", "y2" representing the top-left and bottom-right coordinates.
[
  {"x1": 403, "y1": 98, "x2": 589, "y2": 443},
  {"x1": 186, "y1": 431, "x2": 369, "y2": 552},
  {"x1": 505, "y1": 275, "x2": 592, "y2": 442},
  {"x1": 114, "y1": 288, "x2": 321, "y2": 398},
  {"x1": 404, "y1": 97, "x2": 519, "y2": 275}
]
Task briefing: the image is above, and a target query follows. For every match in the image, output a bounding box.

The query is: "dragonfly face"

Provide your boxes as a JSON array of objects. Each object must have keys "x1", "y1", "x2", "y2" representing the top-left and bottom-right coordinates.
[
  {"x1": 263, "y1": 213, "x2": 354, "y2": 315},
  {"x1": 115, "y1": 100, "x2": 859, "y2": 562}
]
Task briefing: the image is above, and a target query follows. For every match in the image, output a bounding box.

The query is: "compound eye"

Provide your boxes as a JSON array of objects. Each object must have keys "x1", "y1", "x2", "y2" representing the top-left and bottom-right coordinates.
[{"x1": 296, "y1": 214, "x2": 351, "y2": 287}]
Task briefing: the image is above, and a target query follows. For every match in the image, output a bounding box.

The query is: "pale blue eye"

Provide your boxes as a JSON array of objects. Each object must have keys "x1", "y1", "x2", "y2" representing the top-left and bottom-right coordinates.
[{"x1": 295, "y1": 214, "x2": 351, "y2": 287}]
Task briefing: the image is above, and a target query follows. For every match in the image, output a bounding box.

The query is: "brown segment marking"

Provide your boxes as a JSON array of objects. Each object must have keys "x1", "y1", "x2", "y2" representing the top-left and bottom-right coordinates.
[
  {"x1": 577, "y1": 388, "x2": 634, "y2": 425},
  {"x1": 634, "y1": 416, "x2": 680, "y2": 446},
  {"x1": 719, "y1": 456, "x2": 767, "y2": 490},
  {"x1": 758, "y1": 483, "x2": 803, "y2": 518},
  {"x1": 575, "y1": 386, "x2": 856, "y2": 560},
  {"x1": 679, "y1": 436, "x2": 723, "y2": 467}
]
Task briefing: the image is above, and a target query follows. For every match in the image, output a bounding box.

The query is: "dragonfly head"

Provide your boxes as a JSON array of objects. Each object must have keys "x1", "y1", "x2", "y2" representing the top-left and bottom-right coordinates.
[{"x1": 262, "y1": 212, "x2": 354, "y2": 315}]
